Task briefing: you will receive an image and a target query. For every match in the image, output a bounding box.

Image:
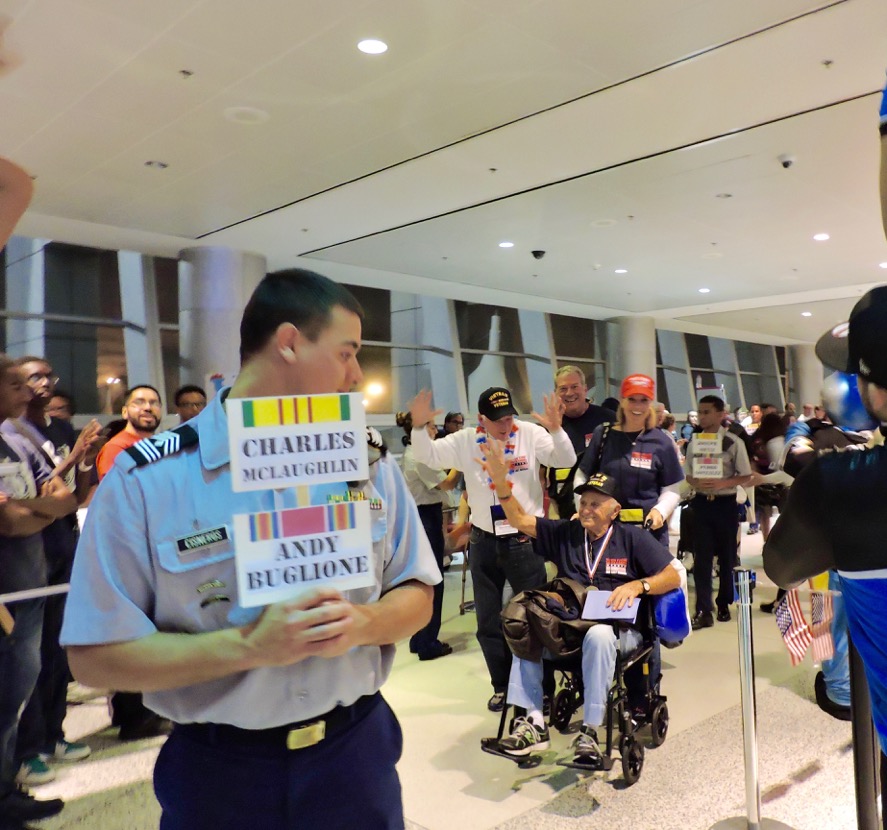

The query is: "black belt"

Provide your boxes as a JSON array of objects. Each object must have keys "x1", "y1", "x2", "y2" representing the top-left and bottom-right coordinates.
[{"x1": 176, "y1": 692, "x2": 380, "y2": 751}]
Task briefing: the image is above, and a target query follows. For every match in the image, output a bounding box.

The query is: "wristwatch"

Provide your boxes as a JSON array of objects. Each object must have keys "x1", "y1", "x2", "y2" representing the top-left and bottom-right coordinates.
[{"x1": 640, "y1": 580, "x2": 651, "y2": 594}]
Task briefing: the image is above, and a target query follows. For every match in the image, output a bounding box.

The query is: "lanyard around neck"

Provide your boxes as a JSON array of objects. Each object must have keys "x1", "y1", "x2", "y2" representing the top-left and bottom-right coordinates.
[{"x1": 583, "y1": 524, "x2": 614, "y2": 583}]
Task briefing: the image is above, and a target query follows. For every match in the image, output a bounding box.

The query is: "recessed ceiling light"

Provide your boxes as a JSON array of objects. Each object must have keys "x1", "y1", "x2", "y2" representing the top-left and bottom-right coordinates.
[
  {"x1": 701, "y1": 252, "x2": 723, "y2": 260},
  {"x1": 698, "y1": 288, "x2": 711, "y2": 294},
  {"x1": 144, "y1": 160, "x2": 169, "y2": 169},
  {"x1": 615, "y1": 269, "x2": 627, "y2": 274},
  {"x1": 880, "y1": 262, "x2": 887, "y2": 269},
  {"x1": 358, "y1": 39, "x2": 388, "y2": 54},
  {"x1": 801, "y1": 311, "x2": 813, "y2": 317},
  {"x1": 498, "y1": 241, "x2": 514, "y2": 248},
  {"x1": 813, "y1": 233, "x2": 830, "y2": 241},
  {"x1": 224, "y1": 106, "x2": 270, "y2": 124},
  {"x1": 590, "y1": 219, "x2": 617, "y2": 228}
]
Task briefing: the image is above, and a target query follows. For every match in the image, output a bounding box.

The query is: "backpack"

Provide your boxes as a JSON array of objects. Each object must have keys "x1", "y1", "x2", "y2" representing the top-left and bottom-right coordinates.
[{"x1": 501, "y1": 577, "x2": 594, "y2": 661}]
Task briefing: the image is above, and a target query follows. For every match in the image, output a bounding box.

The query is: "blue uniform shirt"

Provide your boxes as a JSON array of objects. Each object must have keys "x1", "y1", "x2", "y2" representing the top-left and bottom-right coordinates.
[{"x1": 61, "y1": 391, "x2": 440, "y2": 729}]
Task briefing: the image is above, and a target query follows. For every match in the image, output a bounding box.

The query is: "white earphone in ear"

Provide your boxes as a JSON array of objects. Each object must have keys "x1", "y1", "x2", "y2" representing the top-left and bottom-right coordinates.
[{"x1": 279, "y1": 347, "x2": 297, "y2": 364}]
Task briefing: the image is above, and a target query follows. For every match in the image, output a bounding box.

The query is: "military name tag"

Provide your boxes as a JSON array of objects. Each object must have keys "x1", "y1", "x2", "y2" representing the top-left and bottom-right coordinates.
[{"x1": 177, "y1": 526, "x2": 229, "y2": 555}]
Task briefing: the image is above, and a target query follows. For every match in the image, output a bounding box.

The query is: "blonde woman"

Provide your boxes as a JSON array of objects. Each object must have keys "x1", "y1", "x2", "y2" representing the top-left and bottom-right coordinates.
[{"x1": 574, "y1": 374, "x2": 684, "y2": 548}]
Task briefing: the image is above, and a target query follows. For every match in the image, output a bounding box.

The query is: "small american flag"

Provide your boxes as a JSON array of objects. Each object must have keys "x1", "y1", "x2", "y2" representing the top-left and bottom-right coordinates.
[
  {"x1": 775, "y1": 589, "x2": 812, "y2": 666},
  {"x1": 810, "y1": 591, "x2": 835, "y2": 663}
]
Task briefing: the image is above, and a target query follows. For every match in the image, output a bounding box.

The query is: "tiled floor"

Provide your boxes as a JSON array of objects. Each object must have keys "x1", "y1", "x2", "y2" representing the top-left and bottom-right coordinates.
[{"x1": 34, "y1": 524, "x2": 862, "y2": 829}]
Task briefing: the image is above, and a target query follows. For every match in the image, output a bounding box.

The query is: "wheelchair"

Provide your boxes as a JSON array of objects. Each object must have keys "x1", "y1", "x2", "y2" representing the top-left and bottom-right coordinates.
[{"x1": 481, "y1": 586, "x2": 688, "y2": 786}]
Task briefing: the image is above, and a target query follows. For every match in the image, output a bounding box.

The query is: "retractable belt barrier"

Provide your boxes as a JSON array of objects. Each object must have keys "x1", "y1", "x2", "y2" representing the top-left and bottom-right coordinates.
[{"x1": 0, "y1": 583, "x2": 70, "y2": 605}]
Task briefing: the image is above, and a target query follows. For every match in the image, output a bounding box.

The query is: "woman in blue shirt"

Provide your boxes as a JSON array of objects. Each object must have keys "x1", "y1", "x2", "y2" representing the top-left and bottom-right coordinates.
[{"x1": 574, "y1": 374, "x2": 684, "y2": 547}]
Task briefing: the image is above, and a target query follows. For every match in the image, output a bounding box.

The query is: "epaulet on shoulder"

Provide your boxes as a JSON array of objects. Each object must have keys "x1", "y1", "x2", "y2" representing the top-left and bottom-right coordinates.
[{"x1": 124, "y1": 424, "x2": 199, "y2": 469}]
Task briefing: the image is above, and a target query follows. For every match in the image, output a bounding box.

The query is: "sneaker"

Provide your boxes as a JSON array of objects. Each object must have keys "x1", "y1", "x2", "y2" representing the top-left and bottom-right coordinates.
[
  {"x1": 572, "y1": 724, "x2": 603, "y2": 767},
  {"x1": 0, "y1": 786, "x2": 64, "y2": 821},
  {"x1": 47, "y1": 740, "x2": 91, "y2": 762},
  {"x1": 16, "y1": 757, "x2": 55, "y2": 786},
  {"x1": 487, "y1": 692, "x2": 506, "y2": 713},
  {"x1": 746, "y1": 524, "x2": 760, "y2": 535},
  {"x1": 498, "y1": 716, "x2": 550, "y2": 756}
]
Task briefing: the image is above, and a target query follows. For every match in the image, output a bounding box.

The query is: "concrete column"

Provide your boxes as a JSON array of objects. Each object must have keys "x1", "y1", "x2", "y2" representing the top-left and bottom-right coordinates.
[
  {"x1": 178, "y1": 247, "x2": 267, "y2": 395},
  {"x1": 118, "y1": 251, "x2": 164, "y2": 393},
  {"x1": 789, "y1": 343, "x2": 824, "y2": 407},
  {"x1": 4, "y1": 236, "x2": 47, "y2": 356},
  {"x1": 610, "y1": 316, "x2": 657, "y2": 384}
]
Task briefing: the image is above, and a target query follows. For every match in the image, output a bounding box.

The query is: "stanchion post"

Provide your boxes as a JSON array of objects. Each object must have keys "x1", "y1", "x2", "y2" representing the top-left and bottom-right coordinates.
[
  {"x1": 849, "y1": 635, "x2": 881, "y2": 830},
  {"x1": 709, "y1": 568, "x2": 796, "y2": 830},
  {"x1": 735, "y1": 567, "x2": 762, "y2": 827}
]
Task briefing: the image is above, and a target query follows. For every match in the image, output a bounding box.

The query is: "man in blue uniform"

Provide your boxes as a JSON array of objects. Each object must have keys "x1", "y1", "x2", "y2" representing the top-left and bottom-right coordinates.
[{"x1": 61, "y1": 269, "x2": 439, "y2": 830}]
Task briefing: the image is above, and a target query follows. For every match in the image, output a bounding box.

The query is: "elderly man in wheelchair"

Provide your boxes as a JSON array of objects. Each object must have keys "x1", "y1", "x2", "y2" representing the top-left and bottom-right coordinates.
[{"x1": 479, "y1": 440, "x2": 683, "y2": 771}]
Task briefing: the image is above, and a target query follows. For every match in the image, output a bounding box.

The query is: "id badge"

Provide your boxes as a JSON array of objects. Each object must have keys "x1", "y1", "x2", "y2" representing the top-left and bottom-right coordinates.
[
  {"x1": 490, "y1": 504, "x2": 519, "y2": 536},
  {"x1": 630, "y1": 451, "x2": 652, "y2": 469}
]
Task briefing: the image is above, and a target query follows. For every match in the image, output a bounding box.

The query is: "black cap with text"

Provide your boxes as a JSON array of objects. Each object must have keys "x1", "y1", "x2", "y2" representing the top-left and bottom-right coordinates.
[
  {"x1": 477, "y1": 387, "x2": 518, "y2": 421},
  {"x1": 574, "y1": 472, "x2": 621, "y2": 502}
]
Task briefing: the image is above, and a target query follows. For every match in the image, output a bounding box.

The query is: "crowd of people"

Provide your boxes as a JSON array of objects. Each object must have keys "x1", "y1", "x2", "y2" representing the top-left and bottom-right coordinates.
[{"x1": 0, "y1": 61, "x2": 884, "y2": 830}]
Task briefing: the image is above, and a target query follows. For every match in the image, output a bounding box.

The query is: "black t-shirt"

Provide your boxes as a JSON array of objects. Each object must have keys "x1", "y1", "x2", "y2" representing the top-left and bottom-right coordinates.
[
  {"x1": 549, "y1": 404, "x2": 616, "y2": 511},
  {"x1": 560, "y1": 404, "x2": 617, "y2": 457},
  {"x1": 533, "y1": 519, "x2": 674, "y2": 590},
  {"x1": 32, "y1": 416, "x2": 79, "y2": 559}
]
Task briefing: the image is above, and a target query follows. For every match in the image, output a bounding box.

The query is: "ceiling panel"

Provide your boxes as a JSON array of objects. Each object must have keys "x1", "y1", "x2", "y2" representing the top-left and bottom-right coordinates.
[{"x1": 2, "y1": 0, "x2": 885, "y2": 345}]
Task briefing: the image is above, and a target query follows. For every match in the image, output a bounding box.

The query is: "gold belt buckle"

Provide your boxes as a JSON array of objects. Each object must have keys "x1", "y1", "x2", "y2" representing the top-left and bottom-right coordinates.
[{"x1": 286, "y1": 721, "x2": 325, "y2": 750}]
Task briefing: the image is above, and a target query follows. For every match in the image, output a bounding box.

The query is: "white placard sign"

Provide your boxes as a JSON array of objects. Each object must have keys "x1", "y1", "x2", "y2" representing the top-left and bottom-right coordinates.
[
  {"x1": 227, "y1": 393, "x2": 368, "y2": 492},
  {"x1": 691, "y1": 432, "x2": 724, "y2": 479},
  {"x1": 233, "y1": 500, "x2": 375, "y2": 607}
]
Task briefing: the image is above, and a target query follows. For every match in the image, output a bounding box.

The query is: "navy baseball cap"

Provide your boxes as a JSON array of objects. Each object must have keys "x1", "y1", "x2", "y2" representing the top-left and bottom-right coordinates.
[
  {"x1": 574, "y1": 473, "x2": 621, "y2": 501},
  {"x1": 815, "y1": 286, "x2": 887, "y2": 388}
]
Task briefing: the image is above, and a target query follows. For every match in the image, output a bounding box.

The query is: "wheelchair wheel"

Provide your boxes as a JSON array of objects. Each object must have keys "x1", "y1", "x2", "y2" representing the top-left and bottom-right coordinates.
[
  {"x1": 550, "y1": 688, "x2": 578, "y2": 732},
  {"x1": 650, "y1": 701, "x2": 669, "y2": 747},
  {"x1": 621, "y1": 736, "x2": 644, "y2": 786}
]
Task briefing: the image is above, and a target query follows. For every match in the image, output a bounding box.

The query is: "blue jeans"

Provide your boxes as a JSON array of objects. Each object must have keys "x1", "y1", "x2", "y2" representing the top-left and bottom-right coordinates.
[
  {"x1": 17, "y1": 541, "x2": 74, "y2": 760},
  {"x1": 822, "y1": 570, "x2": 850, "y2": 707},
  {"x1": 0, "y1": 598, "x2": 44, "y2": 797},
  {"x1": 155, "y1": 695, "x2": 404, "y2": 830},
  {"x1": 468, "y1": 528, "x2": 547, "y2": 692},
  {"x1": 507, "y1": 625, "x2": 643, "y2": 726}
]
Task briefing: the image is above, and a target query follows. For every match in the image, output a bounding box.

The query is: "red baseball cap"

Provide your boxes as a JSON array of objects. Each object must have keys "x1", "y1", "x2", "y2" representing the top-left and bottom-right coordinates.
[{"x1": 620, "y1": 373, "x2": 655, "y2": 399}]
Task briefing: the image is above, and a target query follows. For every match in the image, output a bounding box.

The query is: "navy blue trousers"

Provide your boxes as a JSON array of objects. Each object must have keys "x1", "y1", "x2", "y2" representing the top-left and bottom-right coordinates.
[
  {"x1": 409, "y1": 502, "x2": 445, "y2": 656},
  {"x1": 155, "y1": 694, "x2": 404, "y2": 830}
]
